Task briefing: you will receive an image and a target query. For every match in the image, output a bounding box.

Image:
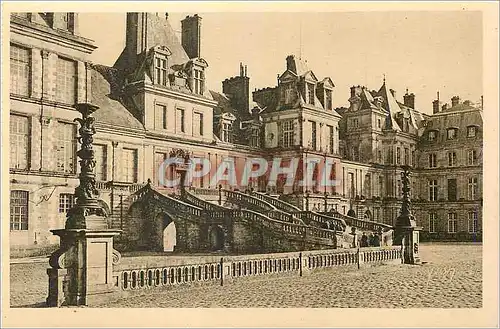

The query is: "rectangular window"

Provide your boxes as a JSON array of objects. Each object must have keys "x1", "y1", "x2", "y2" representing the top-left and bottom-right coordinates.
[
  {"x1": 429, "y1": 179, "x2": 438, "y2": 201},
  {"x1": 428, "y1": 130, "x2": 437, "y2": 142},
  {"x1": 428, "y1": 153, "x2": 437, "y2": 168},
  {"x1": 447, "y1": 178, "x2": 457, "y2": 201},
  {"x1": 176, "y1": 108, "x2": 185, "y2": 133},
  {"x1": 10, "y1": 190, "x2": 29, "y2": 231},
  {"x1": 154, "y1": 56, "x2": 168, "y2": 86},
  {"x1": 412, "y1": 150, "x2": 415, "y2": 167},
  {"x1": 250, "y1": 128, "x2": 260, "y2": 148},
  {"x1": 429, "y1": 213, "x2": 437, "y2": 233},
  {"x1": 60, "y1": 13, "x2": 75, "y2": 32},
  {"x1": 448, "y1": 152, "x2": 457, "y2": 167},
  {"x1": 155, "y1": 104, "x2": 168, "y2": 130},
  {"x1": 447, "y1": 213, "x2": 457, "y2": 233},
  {"x1": 468, "y1": 212, "x2": 478, "y2": 233},
  {"x1": 193, "y1": 112, "x2": 203, "y2": 136},
  {"x1": 468, "y1": 177, "x2": 478, "y2": 200},
  {"x1": 307, "y1": 83, "x2": 315, "y2": 105},
  {"x1": 122, "y1": 148, "x2": 138, "y2": 183},
  {"x1": 10, "y1": 115, "x2": 29, "y2": 170},
  {"x1": 447, "y1": 128, "x2": 457, "y2": 140},
  {"x1": 58, "y1": 193, "x2": 75, "y2": 213},
  {"x1": 325, "y1": 89, "x2": 332, "y2": 110},
  {"x1": 56, "y1": 57, "x2": 77, "y2": 104},
  {"x1": 310, "y1": 121, "x2": 317, "y2": 150},
  {"x1": 328, "y1": 125, "x2": 334, "y2": 154},
  {"x1": 55, "y1": 122, "x2": 75, "y2": 174},
  {"x1": 282, "y1": 120, "x2": 294, "y2": 148},
  {"x1": 193, "y1": 69, "x2": 204, "y2": 95},
  {"x1": 93, "y1": 144, "x2": 107, "y2": 181},
  {"x1": 284, "y1": 84, "x2": 293, "y2": 104},
  {"x1": 10, "y1": 44, "x2": 31, "y2": 96},
  {"x1": 467, "y1": 150, "x2": 477, "y2": 166},
  {"x1": 467, "y1": 126, "x2": 476, "y2": 138},
  {"x1": 396, "y1": 147, "x2": 401, "y2": 165},
  {"x1": 155, "y1": 152, "x2": 167, "y2": 186},
  {"x1": 222, "y1": 122, "x2": 233, "y2": 143},
  {"x1": 377, "y1": 119, "x2": 381, "y2": 129},
  {"x1": 404, "y1": 148, "x2": 409, "y2": 165}
]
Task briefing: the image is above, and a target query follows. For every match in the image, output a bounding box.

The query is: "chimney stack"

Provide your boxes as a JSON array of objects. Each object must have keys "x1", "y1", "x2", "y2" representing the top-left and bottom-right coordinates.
[
  {"x1": 451, "y1": 96, "x2": 460, "y2": 107},
  {"x1": 222, "y1": 63, "x2": 250, "y2": 114},
  {"x1": 432, "y1": 100, "x2": 440, "y2": 114},
  {"x1": 442, "y1": 103, "x2": 448, "y2": 111},
  {"x1": 403, "y1": 92, "x2": 415, "y2": 109},
  {"x1": 181, "y1": 14, "x2": 202, "y2": 59}
]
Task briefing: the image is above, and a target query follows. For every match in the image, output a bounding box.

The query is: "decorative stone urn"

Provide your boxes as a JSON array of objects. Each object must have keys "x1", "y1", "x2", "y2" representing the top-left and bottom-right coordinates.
[{"x1": 46, "y1": 103, "x2": 121, "y2": 307}]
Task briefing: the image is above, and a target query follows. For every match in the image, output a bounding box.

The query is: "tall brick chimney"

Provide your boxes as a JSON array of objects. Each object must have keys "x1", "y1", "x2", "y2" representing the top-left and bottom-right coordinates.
[
  {"x1": 403, "y1": 92, "x2": 415, "y2": 109},
  {"x1": 432, "y1": 99, "x2": 440, "y2": 114},
  {"x1": 223, "y1": 63, "x2": 250, "y2": 114},
  {"x1": 451, "y1": 96, "x2": 460, "y2": 107},
  {"x1": 181, "y1": 14, "x2": 202, "y2": 59}
]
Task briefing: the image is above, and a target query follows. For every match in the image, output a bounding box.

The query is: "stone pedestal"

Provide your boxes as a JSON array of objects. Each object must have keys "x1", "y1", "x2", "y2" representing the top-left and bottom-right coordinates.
[
  {"x1": 46, "y1": 228, "x2": 121, "y2": 307},
  {"x1": 394, "y1": 214, "x2": 422, "y2": 265},
  {"x1": 400, "y1": 226, "x2": 422, "y2": 265}
]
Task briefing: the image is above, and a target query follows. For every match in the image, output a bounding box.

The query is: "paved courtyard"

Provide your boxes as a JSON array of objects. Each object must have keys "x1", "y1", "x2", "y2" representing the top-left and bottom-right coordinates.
[{"x1": 10, "y1": 243, "x2": 482, "y2": 308}]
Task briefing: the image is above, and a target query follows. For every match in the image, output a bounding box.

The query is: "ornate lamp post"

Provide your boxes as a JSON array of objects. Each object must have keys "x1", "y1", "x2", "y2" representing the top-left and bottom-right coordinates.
[
  {"x1": 394, "y1": 165, "x2": 422, "y2": 264},
  {"x1": 46, "y1": 103, "x2": 121, "y2": 307}
]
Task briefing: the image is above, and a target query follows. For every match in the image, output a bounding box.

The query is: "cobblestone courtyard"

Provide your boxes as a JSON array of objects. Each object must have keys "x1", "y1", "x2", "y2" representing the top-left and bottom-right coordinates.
[{"x1": 10, "y1": 243, "x2": 482, "y2": 308}]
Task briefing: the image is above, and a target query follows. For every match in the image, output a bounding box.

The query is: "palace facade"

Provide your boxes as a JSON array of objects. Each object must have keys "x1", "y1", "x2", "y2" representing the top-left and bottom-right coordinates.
[{"x1": 9, "y1": 12, "x2": 483, "y2": 256}]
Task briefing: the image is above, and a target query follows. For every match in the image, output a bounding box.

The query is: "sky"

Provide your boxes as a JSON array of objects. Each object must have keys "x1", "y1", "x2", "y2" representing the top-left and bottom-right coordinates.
[{"x1": 79, "y1": 11, "x2": 483, "y2": 114}]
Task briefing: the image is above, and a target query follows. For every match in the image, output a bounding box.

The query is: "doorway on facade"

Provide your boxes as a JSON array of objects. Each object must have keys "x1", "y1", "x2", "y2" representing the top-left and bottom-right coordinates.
[
  {"x1": 162, "y1": 214, "x2": 177, "y2": 252},
  {"x1": 364, "y1": 210, "x2": 372, "y2": 221},
  {"x1": 347, "y1": 209, "x2": 356, "y2": 218},
  {"x1": 209, "y1": 226, "x2": 225, "y2": 251}
]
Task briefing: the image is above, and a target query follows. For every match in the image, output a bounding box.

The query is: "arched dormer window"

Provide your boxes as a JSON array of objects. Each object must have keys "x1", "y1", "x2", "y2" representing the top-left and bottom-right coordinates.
[
  {"x1": 188, "y1": 58, "x2": 208, "y2": 95},
  {"x1": 220, "y1": 113, "x2": 236, "y2": 143},
  {"x1": 152, "y1": 46, "x2": 172, "y2": 86}
]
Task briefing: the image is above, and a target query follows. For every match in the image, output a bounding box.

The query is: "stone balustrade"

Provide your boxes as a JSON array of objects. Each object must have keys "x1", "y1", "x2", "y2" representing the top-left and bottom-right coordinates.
[
  {"x1": 252, "y1": 192, "x2": 303, "y2": 213},
  {"x1": 112, "y1": 245, "x2": 403, "y2": 297}
]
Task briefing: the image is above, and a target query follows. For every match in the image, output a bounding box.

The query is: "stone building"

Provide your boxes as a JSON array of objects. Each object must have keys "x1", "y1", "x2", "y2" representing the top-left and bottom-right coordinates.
[{"x1": 9, "y1": 12, "x2": 482, "y2": 256}]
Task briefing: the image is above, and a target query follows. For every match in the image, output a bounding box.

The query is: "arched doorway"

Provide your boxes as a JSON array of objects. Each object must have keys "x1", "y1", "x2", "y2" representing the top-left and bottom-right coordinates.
[
  {"x1": 364, "y1": 210, "x2": 372, "y2": 221},
  {"x1": 347, "y1": 209, "x2": 356, "y2": 218},
  {"x1": 161, "y1": 213, "x2": 177, "y2": 252},
  {"x1": 209, "y1": 226, "x2": 225, "y2": 251}
]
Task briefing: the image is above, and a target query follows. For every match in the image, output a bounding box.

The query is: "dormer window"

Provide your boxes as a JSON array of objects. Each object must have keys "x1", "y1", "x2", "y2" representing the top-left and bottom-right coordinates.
[
  {"x1": 325, "y1": 89, "x2": 333, "y2": 110},
  {"x1": 307, "y1": 83, "x2": 315, "y2": 105},
  {"x1": 284, "y1": 84, "x2": 294, "y2": 104},
  {"x1": 154, "y1": 55, "x2": 168, "y2": 86},
  {"x1": 428, "y1": 130, "x2": 437, "y2": 142},
  {"x1": 61, "y1": 13, "x2": 75, "y2": 33},
  {"x1": 193, "y1": 68, "x2": 204, "y2": 95},
  {"x1": 222, "y1": 123, "x2": 232, "y2": 143},
  {"x1": 250, "y1": 128, "x2": 260, "y2": 147},
  {"x1": 220, "y1": 113, "x2": 236, "y2": 143},
  {"x1": 467, "y1": 125, "x2": 477, "y2": 138},
  {"x1": 447, "y1": 128, "x2": 458, "y2": 140}
]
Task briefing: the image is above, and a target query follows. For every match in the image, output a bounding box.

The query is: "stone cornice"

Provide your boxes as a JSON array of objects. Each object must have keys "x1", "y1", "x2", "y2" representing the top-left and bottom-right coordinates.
[
  {"x1": 128, "y1": 82, "x2": 219, "y2": 108},
  {"x1": 11, "y1": 19, "x2": 97, "y2": 54}
]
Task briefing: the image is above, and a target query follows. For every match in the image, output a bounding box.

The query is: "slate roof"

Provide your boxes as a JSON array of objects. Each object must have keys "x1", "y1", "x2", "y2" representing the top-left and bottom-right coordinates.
[
  {"x1": 90, "y1": 66, "x2": 144, "y2": 130},
  {"x1": 114, "y1": 13, "x2": 190, "y2": 72},
  {"x1": 209, "y1": 90, "x2": 236, "y2": 116}
]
